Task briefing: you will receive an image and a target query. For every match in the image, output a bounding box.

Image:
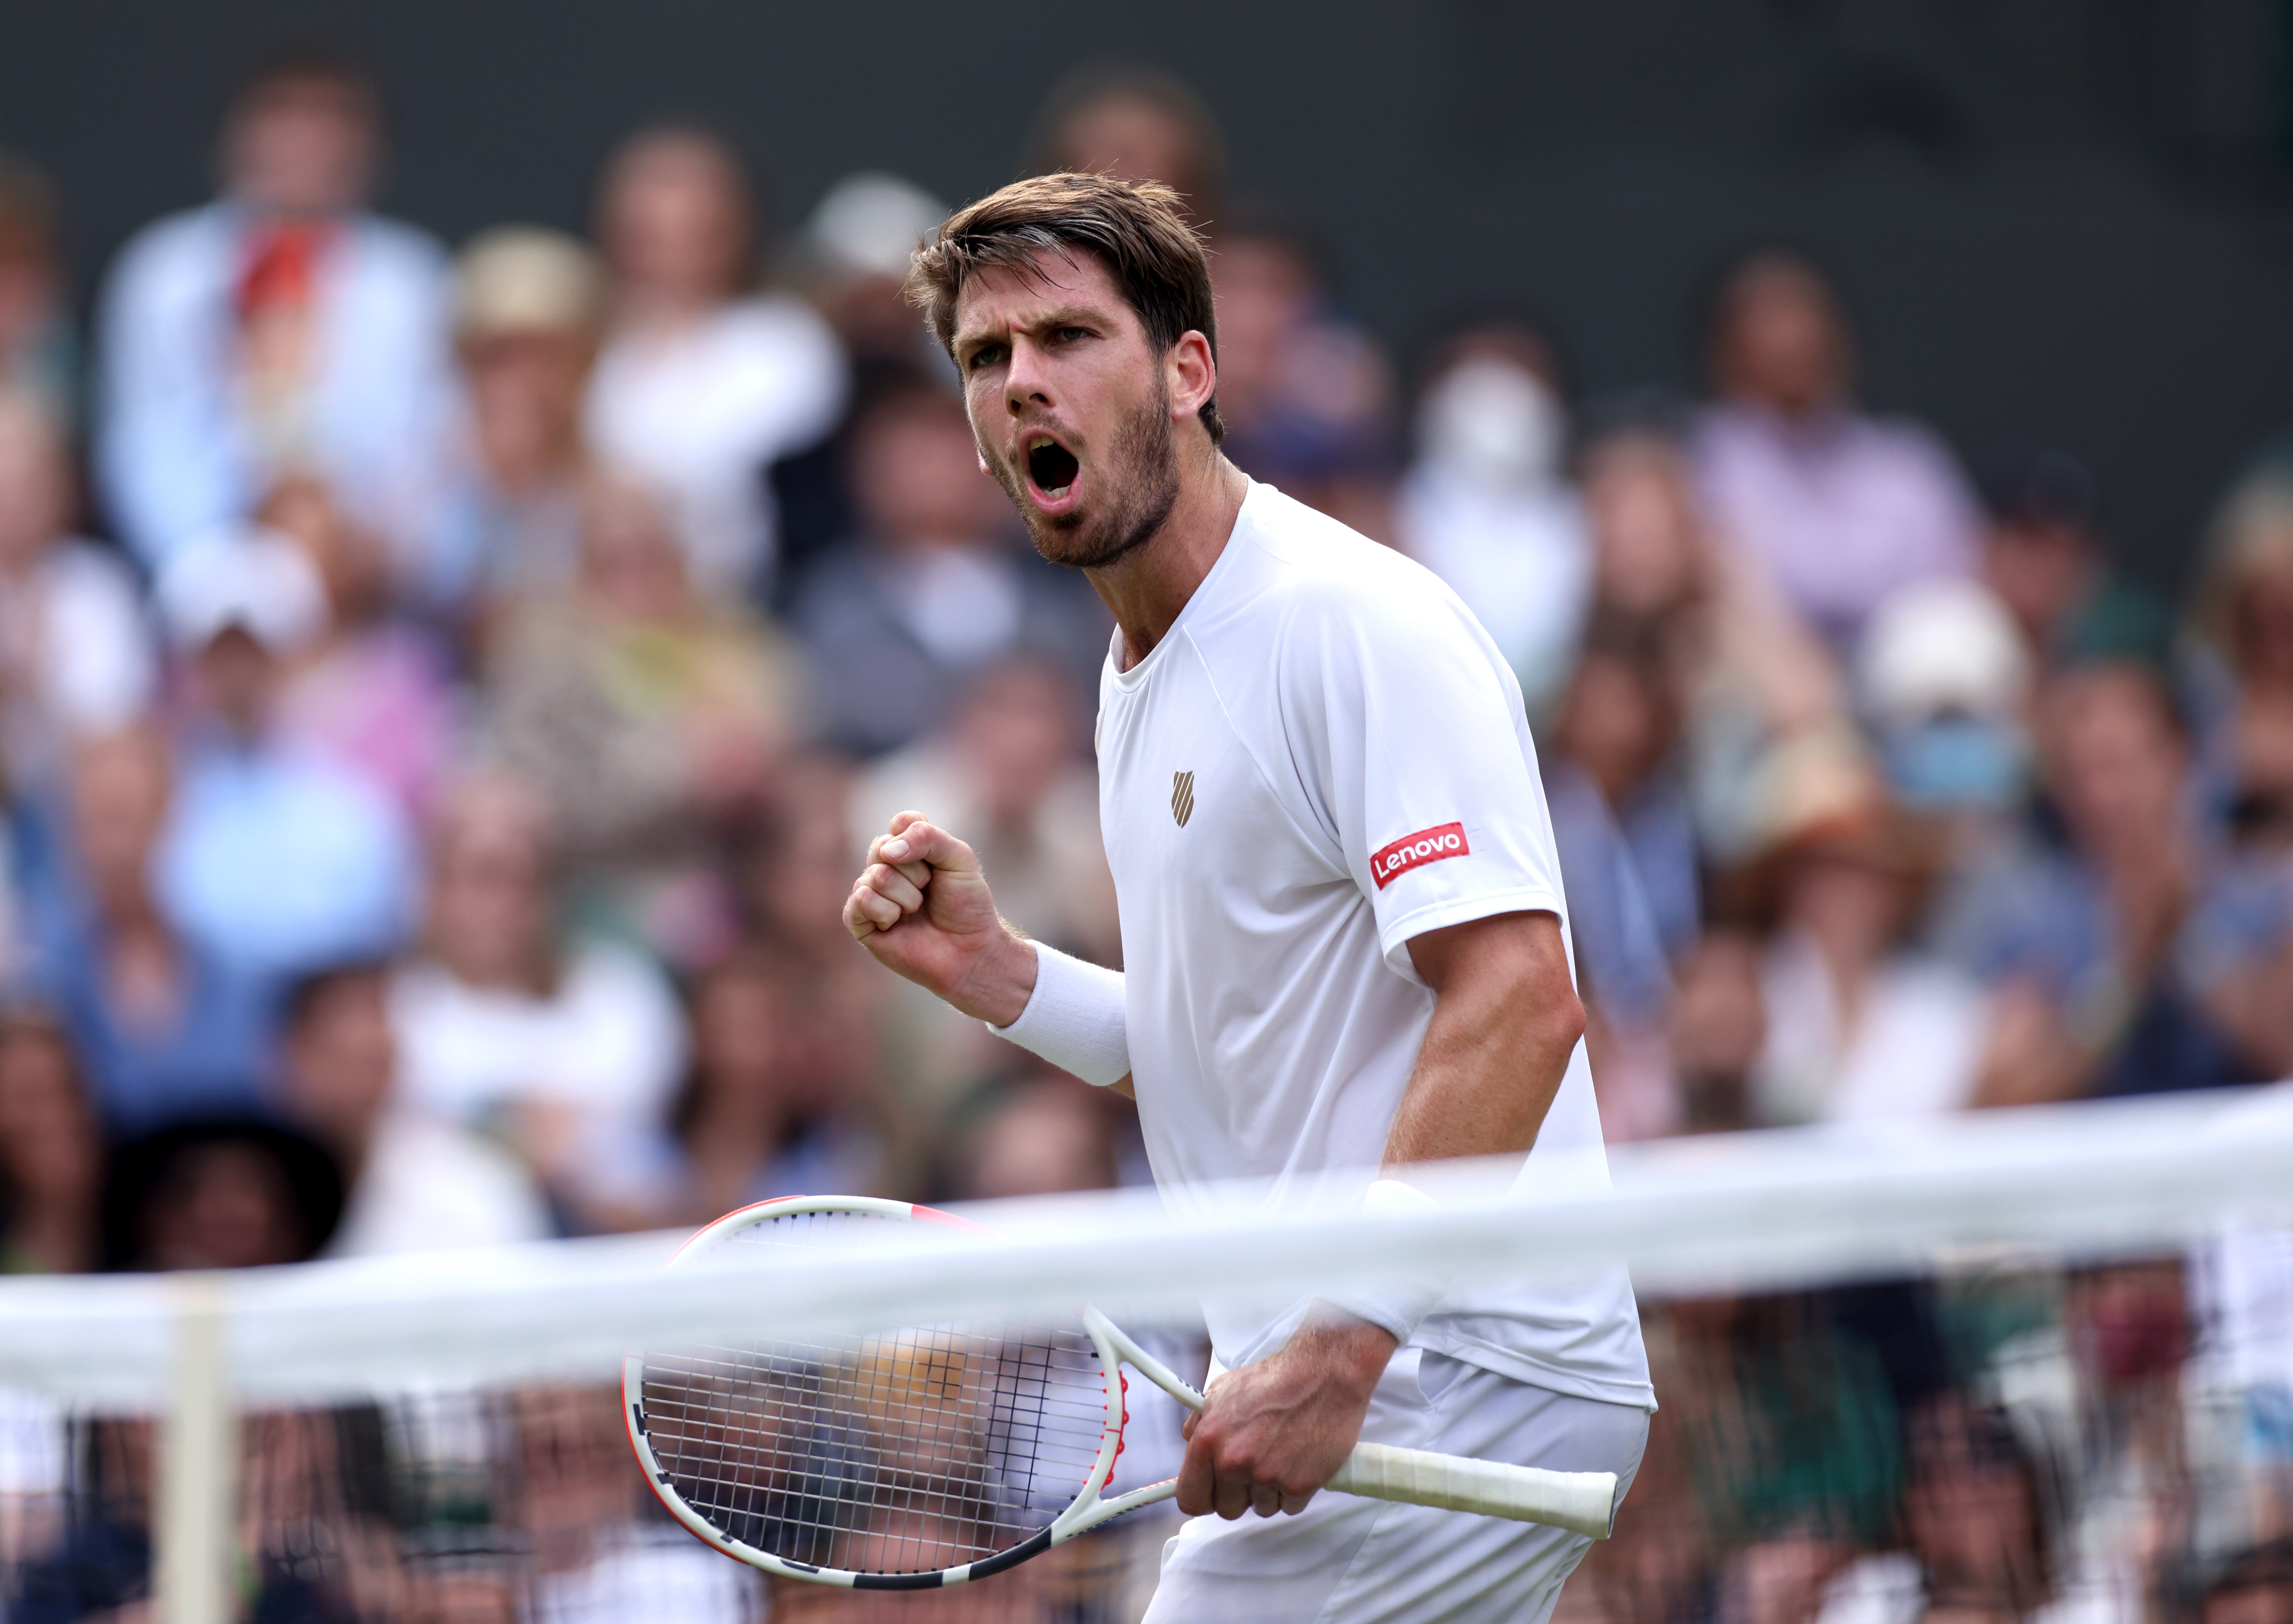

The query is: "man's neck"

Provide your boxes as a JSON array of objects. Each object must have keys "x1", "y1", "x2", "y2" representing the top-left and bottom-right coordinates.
[{"x1": 1085, "y1": 451, "x2": 1250, "y2": 672}]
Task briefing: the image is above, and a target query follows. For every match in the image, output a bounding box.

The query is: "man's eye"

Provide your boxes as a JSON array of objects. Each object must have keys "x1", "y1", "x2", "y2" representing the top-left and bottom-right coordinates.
[
  {"x1": 967, "y1": 345, "x2": 1005, "y2": 371},
  {"x1": 1055, "y1": 327, "x2": 1090, "y2": 343}
]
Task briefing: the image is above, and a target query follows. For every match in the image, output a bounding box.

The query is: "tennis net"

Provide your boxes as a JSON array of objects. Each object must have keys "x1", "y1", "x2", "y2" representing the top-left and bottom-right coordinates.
[{"x1": 3, "y1": 1089, "x2": 2291, "y2": 1623}]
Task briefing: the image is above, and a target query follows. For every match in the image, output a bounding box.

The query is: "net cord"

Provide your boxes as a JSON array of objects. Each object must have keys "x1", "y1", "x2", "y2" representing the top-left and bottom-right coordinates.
[{"x1": 3, "y1": 1089, "x2": 2291, "y2": 1409}]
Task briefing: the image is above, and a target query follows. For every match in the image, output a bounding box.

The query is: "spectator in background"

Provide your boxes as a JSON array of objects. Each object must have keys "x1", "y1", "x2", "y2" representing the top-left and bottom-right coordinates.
[
  {"x1": 96, "y1": 50, "x2": 456, "y2": 574},
  {"x1": 0, "y1": 1010, "x2": 103, "y2": 1273},
  {"x1": 1542, "y1": 621, "x2": 1697, "y2": 1141},
  {"x1": 849, "y1": 656, "x2": 1119, "y2": 966},
  {"x1": 1582, "y1": 414, "x2": 1710, "y2": 644},
  {"x1": 99, "y1": 1116, "x2": 345, "y2": 1271},
  {"x1": 1856, "y1": 577, "x2": 2032, "y2": 823},
  {"x1": 1210, "y1": 214, "x2": 1397, "y2": 538},
  {"x1": 31, "y1": 728, "x2": 271, "y2": 1134},
  {"x1": 1976, "y1": 449, "x2": 2112, "y2": 666},
  {"x1": 489, "y1": 477, "x2": 803, "y2": 965},
  {"x1": 1812, "y1": 1398, "x2": 2057, "y2": 1624},
  {"x1": 0, "y1": 151, "x2": 75, "y2": 419},
  {"x1": 263, "y1": 474, "x2": 461, "y2": 819},
  {"x1": 389, "y1": 771, "x2": 685, "y2": 1231},
  {"x1": 1745, "y1": 744, "x2": 1989, "y2": 1125},
  {"x1": 605, "y1": 942, "x2": 885, "y2": 1230},
  {"x1": 844, "y1": 657, "x2": 1119, "y2": 1184},
  {"x1": 278, "y1": 961, "x2": 551, "y2": 1257},
  {"x1": 585, "y1": 125, "x2": 846, "y2": 598},
  {"x1": 1396, "y1": 317, "x2": 1592, "y2": 718},
  {"x1": 152, "y1": 531, "x2": 416, "y2": 981},
  {"x1": 791, "y1": 381, "x2": 1107, "y2": 757},
  {"x1": 770, "y1": 172, "x2": 953, "y2": 587},
  {"x1": 1029, "y1": 66, "x2": 1229, "y2": 226},
  {"x1": 1691, "y1": 249, "x2": 1979, "y2": 653},
  {"x1": 0, "y1": 391, "x2": 155, "y2": 795},
  {"x1": 428, "y1": 227, "x2": 605, "y2": 621},
  {"x1": 1667, "y1": 929, "x2": 1767, "y2": 1136},
  {"x1": 2190, "y1": 457, "x2": 2293, "y2": 833},
  {"x1": 724, "y1": 757, "x2": 893, "y2": 1152},
  {"x1": 1948, "y1": 659, "x2": 2291, "y2": 1103},
  {"x1": 787, "y1": 171, "x2": 950, "y2": 379},
  {"x1": 1580, "y1": 420, "x2": 1849, "y2": 865},
  {"x1": 939, "y1": 1068, "x2": 1122, "y2": 1204},
  {"x1": 1984, "y1": 1259, "x2": 2198, "y2": 1620},
  {"x1": 506, "y1": 1387, "x2": 761, "y2": 1624},
  {"x1": 933, "y1": 1063, "x2": 1196, "y2": 1561}
]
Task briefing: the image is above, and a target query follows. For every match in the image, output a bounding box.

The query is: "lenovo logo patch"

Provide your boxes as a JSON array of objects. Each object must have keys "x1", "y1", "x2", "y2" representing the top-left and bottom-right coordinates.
[{"x1": 1370, "y1": 822, "x2": 1469, "y2": 889}]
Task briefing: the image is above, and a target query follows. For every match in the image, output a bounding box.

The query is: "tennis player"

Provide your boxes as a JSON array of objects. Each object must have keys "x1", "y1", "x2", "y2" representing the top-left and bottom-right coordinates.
[{"x1": 842, "y1": 173, "x2": 1652, "y2": 1622}]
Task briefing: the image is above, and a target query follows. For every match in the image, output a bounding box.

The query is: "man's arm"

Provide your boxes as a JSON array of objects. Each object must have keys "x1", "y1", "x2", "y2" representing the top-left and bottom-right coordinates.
[
  {"x1": 1174, "y1": 909, "x2": 1583, "y2": 1519},
  {"x1": 1384, "y1": 910, "x2": 1585, "y2": 1164}
]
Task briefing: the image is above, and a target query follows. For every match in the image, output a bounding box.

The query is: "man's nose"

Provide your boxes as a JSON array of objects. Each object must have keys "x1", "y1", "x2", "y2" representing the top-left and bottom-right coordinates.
[{"x1": 1004, "y1": 336, "x2": 1053, "y2": 413}]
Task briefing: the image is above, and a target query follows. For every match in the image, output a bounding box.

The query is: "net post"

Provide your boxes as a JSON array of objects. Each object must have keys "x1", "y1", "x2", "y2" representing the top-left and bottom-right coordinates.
[{"x1": 157, "y1": 1273, "x2": 236, "y2": 1624}]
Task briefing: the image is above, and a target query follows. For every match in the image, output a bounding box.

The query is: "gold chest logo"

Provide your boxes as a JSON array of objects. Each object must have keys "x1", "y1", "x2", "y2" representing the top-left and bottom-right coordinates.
[{"x1": 1171, "y1": 770, "x2": 1195, "y2": 827}]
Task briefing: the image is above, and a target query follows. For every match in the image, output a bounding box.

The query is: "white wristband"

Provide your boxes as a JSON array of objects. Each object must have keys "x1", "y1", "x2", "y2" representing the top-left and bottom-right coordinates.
[
  {"x1": 985, "y1": 944, "x2": 1131, "y2": 1088},
  {"x1": 1323, "y1": 1178, "x2": 1452, "y2": 1343}
]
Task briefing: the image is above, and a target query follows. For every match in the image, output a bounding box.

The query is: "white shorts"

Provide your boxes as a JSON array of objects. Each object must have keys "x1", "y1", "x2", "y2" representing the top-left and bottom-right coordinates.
[{"x1": 1140, "y1": 1349, "x2": 1648, "y2": 1624}]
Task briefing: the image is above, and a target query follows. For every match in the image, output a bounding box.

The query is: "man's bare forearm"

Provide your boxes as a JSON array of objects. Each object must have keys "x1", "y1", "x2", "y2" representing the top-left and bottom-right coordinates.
[{"x1": 1385, "y1": 910, "x2": 1584, "y2": 1169}]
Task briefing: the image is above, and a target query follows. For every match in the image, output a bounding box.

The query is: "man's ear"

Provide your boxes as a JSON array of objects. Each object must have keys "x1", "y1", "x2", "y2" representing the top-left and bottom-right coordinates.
[{"x1": 1167, "y1": 330, "x2": 1217, "y2": 424}]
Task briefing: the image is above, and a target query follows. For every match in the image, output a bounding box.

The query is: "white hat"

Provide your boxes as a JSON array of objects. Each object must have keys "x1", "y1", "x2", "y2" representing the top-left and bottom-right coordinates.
[
  {"x1": 456, "y1": 226, "x2": 603, "y2": 339},
  {"x1": 802, "y1": 171, "x2": 948, "y2": 281},
  {"x1": 1858, "y1": 577, "x2": 2029, "y2": 727},
  {"x1": 156, "y1": 530, "x2": 329, "y2": 654}
]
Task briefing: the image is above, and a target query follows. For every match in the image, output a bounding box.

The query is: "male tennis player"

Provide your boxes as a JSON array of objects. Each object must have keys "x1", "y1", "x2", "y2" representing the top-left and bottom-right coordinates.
[{"x1": 843, "y1": 173, "x2": 1651, "y2": 1622}]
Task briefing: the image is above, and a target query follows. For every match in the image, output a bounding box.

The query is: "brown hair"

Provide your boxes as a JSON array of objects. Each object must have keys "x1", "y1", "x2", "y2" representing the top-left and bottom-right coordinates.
[
  {"x1": 905, "y1": 172, "x2": 1224, "y2": 444},
  {"x1": 228, "y1": 45, "x2": 380, "y2": 124}
]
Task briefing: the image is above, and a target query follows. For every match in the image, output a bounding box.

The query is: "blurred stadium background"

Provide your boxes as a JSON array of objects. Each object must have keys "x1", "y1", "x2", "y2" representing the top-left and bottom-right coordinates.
[{"x1": 2, "y1": 2, "x2": 2293, "y2": 1621}]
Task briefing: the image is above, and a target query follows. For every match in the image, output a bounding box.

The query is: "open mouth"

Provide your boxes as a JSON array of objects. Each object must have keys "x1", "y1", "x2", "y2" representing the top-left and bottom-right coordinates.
[{"x1": 1025, "y1": 435, "x2": 1080, "y2": 500}]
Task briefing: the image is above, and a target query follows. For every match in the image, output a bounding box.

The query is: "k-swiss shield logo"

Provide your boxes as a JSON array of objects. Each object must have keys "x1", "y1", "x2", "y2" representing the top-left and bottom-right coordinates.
[{"x1": 1171, "y1": 770, "x2": 1195, "y2": 827}]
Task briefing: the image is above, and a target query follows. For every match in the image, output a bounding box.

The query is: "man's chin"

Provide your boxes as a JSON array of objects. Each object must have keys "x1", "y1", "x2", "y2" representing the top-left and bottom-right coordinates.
[{"x1": 1026, "y1": 510, "x2": 1128, "y2": 570}]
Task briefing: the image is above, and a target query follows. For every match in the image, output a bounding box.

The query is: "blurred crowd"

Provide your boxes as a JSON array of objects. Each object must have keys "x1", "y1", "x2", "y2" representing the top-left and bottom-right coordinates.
[{"x1": 2, "y1": 45, "x2": 2292, "y2": 1624}]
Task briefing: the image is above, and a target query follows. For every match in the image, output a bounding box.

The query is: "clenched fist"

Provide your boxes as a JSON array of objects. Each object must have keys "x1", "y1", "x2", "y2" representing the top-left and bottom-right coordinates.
[{"x1": 843, "y1": 810, "x2": 1038, "y2": 1026}]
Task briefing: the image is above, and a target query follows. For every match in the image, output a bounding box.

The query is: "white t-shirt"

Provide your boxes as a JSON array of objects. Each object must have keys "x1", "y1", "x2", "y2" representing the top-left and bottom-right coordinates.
[
  {"x1": 1096, "y1": 481, "x2": 1651, "y2": 1409},
  {"x1": 388, "y1": 942, "x2": 687, "y2": 1200},
  {"x1": 324, "y1": 1111, "x2": 556, "y2": 1259},
  {"x1": 1752, "y1": 931, "x2": 1986, "y2": 1125}
]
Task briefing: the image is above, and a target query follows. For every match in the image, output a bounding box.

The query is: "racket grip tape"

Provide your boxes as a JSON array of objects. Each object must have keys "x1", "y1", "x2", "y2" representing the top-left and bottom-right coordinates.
[{"x1": 1324, "y1": 1443, "x2": 1617, "y2": 1539}]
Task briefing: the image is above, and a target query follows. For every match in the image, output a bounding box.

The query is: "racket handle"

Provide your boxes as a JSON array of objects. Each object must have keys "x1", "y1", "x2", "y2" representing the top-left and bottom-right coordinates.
[{"x1": 1325, "y1": 1443, "x2": 1617, "y2": 1539}]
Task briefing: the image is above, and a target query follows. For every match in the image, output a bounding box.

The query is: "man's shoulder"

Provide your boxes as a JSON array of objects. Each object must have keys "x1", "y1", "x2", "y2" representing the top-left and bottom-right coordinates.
[
  {"x1": 1211, "y1": 482, "x2": 1470, "y2": 640},
  {"x1": 105, "y1": 206, "x2": 234, "y2": 301},
  {"x1": 349, "y1": 213, "x2": 453, "y2": 281}
]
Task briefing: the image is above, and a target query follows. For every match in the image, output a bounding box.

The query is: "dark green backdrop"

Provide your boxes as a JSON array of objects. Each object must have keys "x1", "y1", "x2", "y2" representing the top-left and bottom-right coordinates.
[{"x1": 8, "y1": 0, "x2": 2293, "y2": 592}]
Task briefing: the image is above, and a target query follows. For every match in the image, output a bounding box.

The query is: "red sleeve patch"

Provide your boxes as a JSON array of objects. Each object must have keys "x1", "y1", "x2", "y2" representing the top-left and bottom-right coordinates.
[{"x1": 1370, "y1": 822, "x2": 1469, "y2": 890}]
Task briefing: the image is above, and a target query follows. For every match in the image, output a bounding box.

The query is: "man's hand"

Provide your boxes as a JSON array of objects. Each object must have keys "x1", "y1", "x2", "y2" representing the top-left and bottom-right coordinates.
[
  {"x1": 1175, "y1": 1312, "x2": 1396, "y2": 1520},
  {"x1": 842, "y1": 811, "x2": 1037, "y2": 1025}
]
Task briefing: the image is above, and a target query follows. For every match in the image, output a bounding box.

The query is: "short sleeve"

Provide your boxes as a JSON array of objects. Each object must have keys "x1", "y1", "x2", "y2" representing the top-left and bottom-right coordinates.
[{"x1": 1279, "y1": 569, "x2": 1570, "y2": 982}]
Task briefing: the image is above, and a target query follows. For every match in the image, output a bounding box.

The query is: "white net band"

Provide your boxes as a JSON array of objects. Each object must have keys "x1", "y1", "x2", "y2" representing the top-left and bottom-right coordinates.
[{"x1": 4, "y1": 1089, "x2": 2289, "y2": 1408}]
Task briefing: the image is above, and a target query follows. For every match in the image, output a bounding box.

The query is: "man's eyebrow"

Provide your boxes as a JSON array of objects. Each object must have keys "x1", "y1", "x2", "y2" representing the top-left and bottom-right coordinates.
[
  {"x1": 955, "y1": 303, "x2": 1116, "y2": 352},
  {"x1": 1029, "y1": 304, "x2": 1112, "y2": 331}
]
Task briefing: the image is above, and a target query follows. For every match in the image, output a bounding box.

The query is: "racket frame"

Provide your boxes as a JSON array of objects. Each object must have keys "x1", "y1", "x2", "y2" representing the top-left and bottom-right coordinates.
[
  {"x1": 623, "y1": 1193, "x2": 1619, "y2": 1591},
  {"x1": 623, "y1": 1194, "x2": 1178, "y2": 1590}
]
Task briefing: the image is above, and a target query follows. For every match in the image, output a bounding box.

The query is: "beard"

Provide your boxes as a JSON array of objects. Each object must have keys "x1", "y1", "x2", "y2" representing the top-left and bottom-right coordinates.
[{"x1": 985, "y1": 377, "x2": 1181, "y2": 571}]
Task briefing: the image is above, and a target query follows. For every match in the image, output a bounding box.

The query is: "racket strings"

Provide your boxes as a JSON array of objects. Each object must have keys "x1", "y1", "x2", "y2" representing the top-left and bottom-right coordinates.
[{"x1": 639, "y1": 1210, "x2": 1111, "y2": 1575}]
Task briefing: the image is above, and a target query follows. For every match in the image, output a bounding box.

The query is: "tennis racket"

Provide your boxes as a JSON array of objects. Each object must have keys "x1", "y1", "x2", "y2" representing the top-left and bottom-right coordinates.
[{"x1": 623, "y1": 1194, "x2": 1618, "y2": 1591}]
